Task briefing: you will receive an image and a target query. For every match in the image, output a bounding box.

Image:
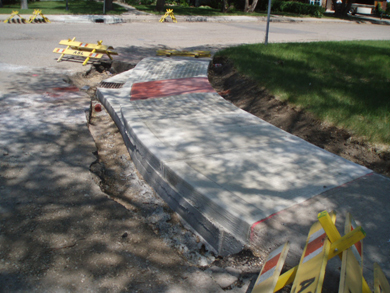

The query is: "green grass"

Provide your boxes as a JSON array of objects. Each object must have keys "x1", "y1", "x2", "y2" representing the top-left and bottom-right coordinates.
[
  {"x1": 131, "y1": 4, "x2": 327, "y2": 17},
  {"x1": 217, "y1": 41, "x2": 390, "y2": 145},
  {"x1": 0, "y1": 0, "x2": 128, "y2": 15},
  {"x1": 0, "y1": 1, "x2": 319, "y2": 17},
  {"x1": 133, "y1": 5, "x2": 267, "y2": 16}
]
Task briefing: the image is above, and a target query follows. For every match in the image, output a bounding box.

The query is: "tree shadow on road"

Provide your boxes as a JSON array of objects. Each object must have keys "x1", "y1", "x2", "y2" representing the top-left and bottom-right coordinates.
[{"x1": 0, "y1": 69, "x2": 225, "y2": 292}]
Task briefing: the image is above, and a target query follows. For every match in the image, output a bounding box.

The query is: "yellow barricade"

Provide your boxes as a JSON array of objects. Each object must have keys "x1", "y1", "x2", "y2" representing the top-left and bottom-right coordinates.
[
  {"x1": 53, "y1": 37, "x2": 118, "y2": 66},
  {"x1": 291, "y1": 215, "x2": 331, "y2": 293},
  {"x1": 156, "y1": 49, "x2": 211, "y2": 58},
  {"x1": 252, "y1": 242, "x2": 290, "y2": 293},
  {"x1": 374, "y1": 263, "x2": 390, "y2": 293},
  {"x1": 159, "y1": 9, "x2": 177, "y2": 23},
  {"x1": 28, "y1": 9, "x2": 50, "y2": 23},
  {"x1": 251, "y1": 210, "x2": 390, "y2": 293},
  {"x1": 339, "y1": 213, "x2": 363, "y2": 293},
  {"x1": 4, "y1": 11, "x2": 26, "y2": 23}
]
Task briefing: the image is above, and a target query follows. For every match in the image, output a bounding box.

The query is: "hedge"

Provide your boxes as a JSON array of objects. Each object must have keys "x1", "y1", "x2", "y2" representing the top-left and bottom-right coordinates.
[{"x1": 272, "y1": 1, "x2": 325, "y2": 17}]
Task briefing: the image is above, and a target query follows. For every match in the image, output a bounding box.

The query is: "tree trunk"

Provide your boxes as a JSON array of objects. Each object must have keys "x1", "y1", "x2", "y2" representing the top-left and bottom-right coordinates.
[
  {"x1": 344, "y1": 0, "x2": 353, "y2": 14},
  {"x1": 244, "y1": 0, "x2": 249, "y2": 12},
  {"x1": 156, "y1": 0, "x2": 165, "y2": 12},
  {"x1": 221, "y1": 0, "x2": 228, "y2": 12},
  {"x1": 105, "y1": 0, "x2": 113, "y2": 12},
  {"x1": 0, "y1": 0, "x2": 3, "y2": 8},
  {"x1": 247, "y1": 0, "x2": 259, "y2": 12},
  {"x1": 333, "y1": 0, "x2": 353, "y2": 16},
  {"x1": 245, "y1": 0, "x2": 259, "y2": 12},
  {"x1": 21, "y1": 0, "x2": 28, "y2": 10},
  {"x1": 66, "y1": 0, "x2": 69, "y2": 11}
]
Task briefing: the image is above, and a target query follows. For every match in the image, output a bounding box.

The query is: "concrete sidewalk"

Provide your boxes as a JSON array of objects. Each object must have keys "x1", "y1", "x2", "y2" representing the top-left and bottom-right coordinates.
[
  {"x1": 97, "y1": 57, "x2": 390, "y2": 289},
  {"x1": 2, "y1": 7, "x2": 389, "y2": 24}
]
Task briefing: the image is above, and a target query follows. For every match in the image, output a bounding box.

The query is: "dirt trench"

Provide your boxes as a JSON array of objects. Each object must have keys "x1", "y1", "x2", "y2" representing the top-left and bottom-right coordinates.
[{"x1": 209, "y1": 57, "x2": 390, "y2": 179}]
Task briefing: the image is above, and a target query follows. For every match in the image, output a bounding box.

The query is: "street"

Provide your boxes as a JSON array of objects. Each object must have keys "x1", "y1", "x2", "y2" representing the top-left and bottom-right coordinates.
[{"x1": 1, "y1": 21, "x2": 390, "y2": 70}]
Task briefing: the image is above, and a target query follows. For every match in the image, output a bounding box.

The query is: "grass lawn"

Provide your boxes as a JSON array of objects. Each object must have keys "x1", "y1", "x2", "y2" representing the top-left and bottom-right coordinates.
[
  {"x1": 217, "y1": 40, "x2": 390, "y2": 145},
  {"x1": 132, "y1": 5, "x2": 268, "y2": 16},
  {"x1": 131, "y1": 4, "x2": 326, "y2": 17},
  {"x1": 0, "y1": 0, "x2": 128, "y2": 15},
  {"x1": 0, "y1": 1, "x2": 320, "y2": 17}
]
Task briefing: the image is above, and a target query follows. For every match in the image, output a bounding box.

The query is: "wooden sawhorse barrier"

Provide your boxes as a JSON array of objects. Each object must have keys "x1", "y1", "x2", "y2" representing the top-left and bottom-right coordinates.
[
  {"x1": 252, "y1": 210, "x2": 390, "y2": 293},
  {"x1": 53, "y1": 37, "x2": 118, "y2": 66}
]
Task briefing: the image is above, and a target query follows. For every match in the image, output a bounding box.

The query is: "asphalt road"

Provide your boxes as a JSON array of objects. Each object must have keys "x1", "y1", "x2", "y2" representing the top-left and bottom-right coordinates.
[{"x1": 1, "y1": 21, "x2": 390, "y2": 71}]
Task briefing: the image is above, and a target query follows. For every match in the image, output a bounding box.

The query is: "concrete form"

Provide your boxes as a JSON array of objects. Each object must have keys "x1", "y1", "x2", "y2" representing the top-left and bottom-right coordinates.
[{"x1": 97, "y1": 57, "x2": 374, "y2": 256}]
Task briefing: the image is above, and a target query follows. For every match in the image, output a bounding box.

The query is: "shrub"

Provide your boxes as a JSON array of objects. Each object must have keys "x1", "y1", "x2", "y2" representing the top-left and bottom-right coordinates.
[
  {"x1": 376, "y1": 3, "x2": 384, "y2": 15},
  {"x1": 180, "y1": 0, "x2": 190, "y2": 7},
  {"x1": 272, "y1": 1, "x2": 325, "y2": 17},
  {"x1": 229, "y1": 0, "x2": 245, "y2": 10},
  {"x1": 125, "y1": 0, "x2": 154, "y2": 5}
]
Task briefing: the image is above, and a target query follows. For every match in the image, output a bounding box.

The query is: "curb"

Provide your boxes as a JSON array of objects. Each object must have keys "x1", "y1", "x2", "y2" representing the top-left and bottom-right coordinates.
[{"x1": 3, "y1": 13, "x2": 389, "y2": 24}]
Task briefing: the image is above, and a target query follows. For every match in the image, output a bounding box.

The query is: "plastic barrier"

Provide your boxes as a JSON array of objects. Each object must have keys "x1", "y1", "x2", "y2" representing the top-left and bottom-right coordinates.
[
  {"x1": 4, "y1": 11, "x2": 25, "y2": 23},
  {"x1": 53, "y1": 37, "x2": 118, "y2": 66},
  {"x1": 159, "y1": 9, "x2": 177, "y2": 23},
  {"x1": 156, "y1": 49, "x2": 211, "y2": 58},
  {"x1": 252, "y1": 210, "x2": 390, "y2": 293},
  {"x1": 28, "y1": 9, "x2": 50, "y2": 23}
]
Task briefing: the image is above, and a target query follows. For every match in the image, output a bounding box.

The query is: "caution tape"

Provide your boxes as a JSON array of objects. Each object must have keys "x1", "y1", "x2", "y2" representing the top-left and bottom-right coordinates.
[
  {"x1": 53, "y1": 37, "x2": 118, "y2": 66},
  {"x1": 251, "y1": 210, "x2": 390, "y2": 293}
]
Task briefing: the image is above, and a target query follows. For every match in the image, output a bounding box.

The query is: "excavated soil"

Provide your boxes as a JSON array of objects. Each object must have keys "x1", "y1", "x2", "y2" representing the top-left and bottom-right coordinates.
[{"x1": 209, "y1": 56, "x2": 390, "y2": 178}]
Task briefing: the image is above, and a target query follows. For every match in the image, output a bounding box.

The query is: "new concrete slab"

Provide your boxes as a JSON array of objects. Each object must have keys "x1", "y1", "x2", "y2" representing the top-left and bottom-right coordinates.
[{"x1": 97, "y1": 57, "x2": 377, "y2": 258}]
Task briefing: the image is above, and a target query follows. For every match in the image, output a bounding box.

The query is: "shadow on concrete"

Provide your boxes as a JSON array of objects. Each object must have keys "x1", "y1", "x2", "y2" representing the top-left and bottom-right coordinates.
[
  {"x1": 0, "y1": 69, "x2": 223, "y2": 292},
  {"x1": 96, "y1": 54, "x2": 390, "y2": 291}
]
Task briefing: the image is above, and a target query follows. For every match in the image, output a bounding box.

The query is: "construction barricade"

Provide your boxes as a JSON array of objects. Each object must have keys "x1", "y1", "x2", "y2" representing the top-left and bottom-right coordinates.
[
  {"x1": 4, "y1": 11, "x2": 26, "y2": 23},
  {"x1": 53, "y1": 37, "x2": 118, "y2": 66},
  {"x1": 28, "y1": 9, "x2": 50, "y2": 23},
  {"x1": 156, "y1": 49, "x2": 211, "y2": 58},
  {"x1": 159, "y1": 9, "x2": 177, "y2": 23},
  {"x1": 251, "y1": 210, "x2": 390, "y2": 293}
]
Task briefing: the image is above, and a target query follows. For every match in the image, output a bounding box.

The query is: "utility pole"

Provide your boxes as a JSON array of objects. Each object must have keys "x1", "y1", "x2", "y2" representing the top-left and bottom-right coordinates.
[{"x1": 264, "y1": 0, "x2": 272, "y2": 45}]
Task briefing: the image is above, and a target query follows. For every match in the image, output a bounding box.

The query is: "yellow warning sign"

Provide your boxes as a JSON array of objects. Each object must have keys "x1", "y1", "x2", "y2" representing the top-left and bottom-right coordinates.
[{"x1": 159, "y1": 9, "x2": 177, "y2": 23}]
